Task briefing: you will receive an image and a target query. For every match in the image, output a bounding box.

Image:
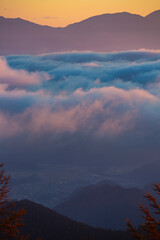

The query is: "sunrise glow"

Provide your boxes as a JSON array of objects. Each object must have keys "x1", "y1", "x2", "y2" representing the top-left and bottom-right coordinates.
[{"x1": 0, "y1": 0, "x2": 160, "y2": 27}]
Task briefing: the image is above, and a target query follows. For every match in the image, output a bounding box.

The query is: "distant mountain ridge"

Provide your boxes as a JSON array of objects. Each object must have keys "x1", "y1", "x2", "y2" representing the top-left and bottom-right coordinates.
[
  {"x1": 0, "y1": 10, "x2": 160, "y2": 54},
  {"x1": 123, "y1": 160, "x2": 160, "y2": 188},
  {"x1": 55, "y1": 183, "x2": 144, "y2": 230}
]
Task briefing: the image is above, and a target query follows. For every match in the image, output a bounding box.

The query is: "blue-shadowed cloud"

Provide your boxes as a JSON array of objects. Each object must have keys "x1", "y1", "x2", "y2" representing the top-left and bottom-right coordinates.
[{"x1": 1, "y1": 50, "x2": 160, "y2": 181}]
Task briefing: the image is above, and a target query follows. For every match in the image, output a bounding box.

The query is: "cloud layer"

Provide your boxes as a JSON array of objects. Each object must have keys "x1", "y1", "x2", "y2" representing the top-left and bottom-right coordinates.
[
  {"x1": 1, "y1": 51, "x2": 160, "y2": 137},
  {"x1": 1, "y1": 50, "x2": 160, "y2": 176}
]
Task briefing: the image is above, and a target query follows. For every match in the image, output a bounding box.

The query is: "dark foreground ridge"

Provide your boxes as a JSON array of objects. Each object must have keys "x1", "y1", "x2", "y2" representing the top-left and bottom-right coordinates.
[{"x1": 15, "y1": 199, "x2": 133, "y2": 240}]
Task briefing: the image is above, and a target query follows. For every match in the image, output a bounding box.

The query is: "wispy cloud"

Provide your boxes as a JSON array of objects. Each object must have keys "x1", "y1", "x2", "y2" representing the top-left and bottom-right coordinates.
[
  {"x1": 0, "y1": 57, "x2": 50, "y2": 87},
  {"x1": 42, "y1": 16, "x2": 57, "y2": 20}
]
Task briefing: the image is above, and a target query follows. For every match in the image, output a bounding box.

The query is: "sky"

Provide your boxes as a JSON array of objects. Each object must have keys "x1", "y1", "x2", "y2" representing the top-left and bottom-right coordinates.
[{"x1": 0, "y1": 0, "x2": 160, "y2": 27}]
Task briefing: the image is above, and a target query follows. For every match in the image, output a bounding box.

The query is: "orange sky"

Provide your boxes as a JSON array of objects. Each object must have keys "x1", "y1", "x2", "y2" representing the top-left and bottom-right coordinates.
[{"x1": 0, "y1": 0, "x2": 160, "y2": 27}]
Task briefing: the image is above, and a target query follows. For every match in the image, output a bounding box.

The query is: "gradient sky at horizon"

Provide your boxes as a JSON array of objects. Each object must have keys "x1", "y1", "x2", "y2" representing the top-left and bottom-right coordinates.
[{"x1": 0, "y1": 0, "x2": 160, "y2": 27}]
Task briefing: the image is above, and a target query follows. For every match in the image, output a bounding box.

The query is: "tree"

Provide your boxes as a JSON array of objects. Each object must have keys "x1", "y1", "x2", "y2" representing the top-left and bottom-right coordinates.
[
  {"x1": 126, "y1": 184, "x2": 160, "y2": 240},
  {"x1": 0, "y1": 163, "x2": 27, "y2": 240}
]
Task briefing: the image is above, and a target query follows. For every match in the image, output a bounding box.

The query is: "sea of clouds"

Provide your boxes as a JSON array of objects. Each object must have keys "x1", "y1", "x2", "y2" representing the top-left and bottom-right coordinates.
[{"x1": 1, "y1": 50, "x2": 160, "y2": 175}]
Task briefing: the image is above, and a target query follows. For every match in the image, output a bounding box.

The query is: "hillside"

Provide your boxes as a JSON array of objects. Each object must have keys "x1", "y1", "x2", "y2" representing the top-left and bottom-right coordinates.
[
  {"x1": 55, "y1": 184, "x2": 144, "y2": 230},
  {"x1": 0, "y1": 10, "x2": 160, "y2": 54},
  {"x1": 14, "y1": 199, "x2": 133, "y2": 240},
  {"x1": 123, "y1": 161, "x2": 160, "y2": 188}
]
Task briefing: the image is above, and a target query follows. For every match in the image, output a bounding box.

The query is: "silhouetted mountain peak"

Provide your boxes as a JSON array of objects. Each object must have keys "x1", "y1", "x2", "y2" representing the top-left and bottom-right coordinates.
[
  {"x1": 146, "y1": 9, "x2": 160, "y2": 17},
  {"x1": 0, "y1": 16, "x2": 39, "y2": 26},
  {"x1": 66, "y1": 11, "x2": 143, "y2": 29},
  {"x1": 55, "y1": 183, "x2": 144, "y2": 230}
]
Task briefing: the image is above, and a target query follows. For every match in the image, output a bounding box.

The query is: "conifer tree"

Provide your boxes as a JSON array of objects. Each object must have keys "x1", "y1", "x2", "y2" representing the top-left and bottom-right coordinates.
[
  {"x1": 0, "y1": 163, "x2": 27, "y2": 240},
  {"x1": 126, "y1": 184, "x2": 160, "y2": 240}
]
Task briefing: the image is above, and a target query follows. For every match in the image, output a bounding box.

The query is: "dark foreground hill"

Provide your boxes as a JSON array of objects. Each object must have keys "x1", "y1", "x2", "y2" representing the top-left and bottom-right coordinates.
[
  {"x1": 14, "y1": 199, "x2": 133, "y2": 240},
  {"x1": 0, "y1": 10, "x2": 160, "y2": 54},
  {"x1": 55, "y1": 184, "x2": 144, "y2": 230}
]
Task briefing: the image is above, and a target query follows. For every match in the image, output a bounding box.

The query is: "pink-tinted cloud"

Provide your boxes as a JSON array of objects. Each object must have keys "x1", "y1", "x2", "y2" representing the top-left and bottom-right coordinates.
[
  {"x1": 0, "y1": 57, "x2": 50, "y2": 87},
  {"x1": 0, "y1": 111, "x2": 22, "y2": 138},
  {"x1": 98, "y1": 110, "x2": 137, "y2": 136},
  {"x1": 0, "y1": 86, "x2": 158, "y2": 139},
  {"x1": 84, "y1": 62, "x2": 103, "y2": 67},
  {"x1": 73, "y1": 87, "x2": 157, "y2": 104}
]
